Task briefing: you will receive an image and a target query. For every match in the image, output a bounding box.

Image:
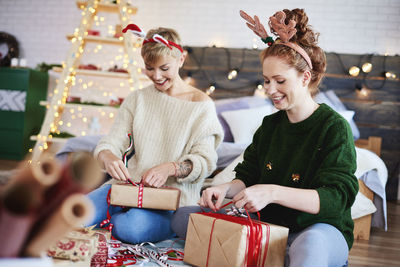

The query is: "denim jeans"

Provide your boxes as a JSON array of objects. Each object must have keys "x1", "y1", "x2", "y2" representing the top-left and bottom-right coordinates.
[
  {"x1": 285, "y1": 223, "x2": 349, "y2": 267},
  {"x1": 87, "y1": 184, "x2": 175, "y2": 244}
]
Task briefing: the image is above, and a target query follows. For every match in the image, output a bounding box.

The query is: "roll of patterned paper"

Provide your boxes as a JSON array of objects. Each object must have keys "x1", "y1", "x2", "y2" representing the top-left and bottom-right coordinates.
[
  {"x1": 65, "y1": 151, "x2": 103, "y2": 191},
  {"x1": 0, "y1": 184, "x2": 36, "y2": 257},
  {"x1": 24, "y1": 193, "x2": 94, "y2": 257},
  {"x1": 3, "y1": 153, "x2": 62, "y2": 207},
  {"x1": 0, "y1": 154, "x2": 62, "y2": 257},
  {"x1": 29, "y1": 151, "x2": 103, "y2": 237}
]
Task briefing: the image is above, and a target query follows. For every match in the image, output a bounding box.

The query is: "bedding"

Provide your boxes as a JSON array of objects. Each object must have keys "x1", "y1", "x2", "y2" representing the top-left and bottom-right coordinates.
[
  {"x1": 221, "y1": 105, "x2": 274, "y2": 144},
  {"x1": 216, "y1": 98, "x2": 249, "y2": 142},
  {"x1": 252, "y1": 89, "x2": 360, "y2": 140},
  {"x1": 207, "y1": 146, "x2": 388, "y2": 230}
]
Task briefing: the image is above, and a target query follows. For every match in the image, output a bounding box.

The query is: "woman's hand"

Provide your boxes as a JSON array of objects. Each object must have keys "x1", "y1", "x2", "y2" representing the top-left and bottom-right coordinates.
[
  {"x1": 233, "y1": 184, "x2": 276, "y2": 213},
  {"x1": 98, "y1": 150, "x2": 130, "y2": 181},
  {"x1": 141, "y1": 162, "x2": 175, "y2": 188},
  {"x1": 199, "y1": 183, "x2": 230, "y2": 211}
]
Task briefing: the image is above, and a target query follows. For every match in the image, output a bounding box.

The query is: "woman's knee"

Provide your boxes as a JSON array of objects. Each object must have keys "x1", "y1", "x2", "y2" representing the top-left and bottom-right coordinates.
[
  {"x1": 85, "y1": 184, "x2": 112, "y2": 226},
  {"x1": 171, "y1": 206, "x2": 202, "y2": 239},
  {"x1": 111, "y1": 208, "x2": 174, "y2": 244},
  {"x1": 287, "y1": 223, "x2": 348, "y2": 267}
]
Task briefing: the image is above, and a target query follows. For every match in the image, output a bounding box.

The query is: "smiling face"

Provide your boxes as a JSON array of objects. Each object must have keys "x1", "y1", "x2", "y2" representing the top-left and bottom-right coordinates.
[
  {"x1": 144, "y1": 54, "x2": 184, "y2": 92},
  {"x1": 262, "y1": 56, "x2": 311, "y2": 112}
]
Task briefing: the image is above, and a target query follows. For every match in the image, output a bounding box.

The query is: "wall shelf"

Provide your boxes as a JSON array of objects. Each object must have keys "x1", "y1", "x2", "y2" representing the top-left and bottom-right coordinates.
[
  {"x1": 76, "y1": 0, "x2": 137, "y2": 14},
  {"x1": 66, "y1": 34, "x2": 124, "y2": 45},
  {"x1": 39, "y1": 100, "x2": 119, "y2": 111}
]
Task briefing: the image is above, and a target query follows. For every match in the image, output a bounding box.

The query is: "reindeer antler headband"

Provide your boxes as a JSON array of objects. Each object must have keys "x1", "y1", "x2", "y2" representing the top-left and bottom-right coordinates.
[
  {"x1": 240, "y1": 10, "x2": 313, "y2": 69},
  {"x1": 122, "y1": 24, "x2": 183, "y2": 53}
]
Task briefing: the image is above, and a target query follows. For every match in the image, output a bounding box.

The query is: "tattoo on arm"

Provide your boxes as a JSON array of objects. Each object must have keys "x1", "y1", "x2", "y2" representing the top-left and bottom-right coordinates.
[{"x1": 175, "y1": 160, "x2": 193, "y2": 178}]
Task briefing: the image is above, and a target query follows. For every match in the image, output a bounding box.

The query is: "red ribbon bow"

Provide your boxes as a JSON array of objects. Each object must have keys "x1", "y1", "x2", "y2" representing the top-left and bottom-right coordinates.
[{"x1": 201, "y1": 202, "x2": 269, "y2": 267}]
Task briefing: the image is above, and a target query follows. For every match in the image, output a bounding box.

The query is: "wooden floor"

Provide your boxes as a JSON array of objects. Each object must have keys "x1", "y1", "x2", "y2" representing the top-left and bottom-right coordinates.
[
  {"x1": 0, "y1": 159, "x2": 399, "y2": 266},
  {"x1": 349, "y1": 201, "x2": 400, "y2": 266}
]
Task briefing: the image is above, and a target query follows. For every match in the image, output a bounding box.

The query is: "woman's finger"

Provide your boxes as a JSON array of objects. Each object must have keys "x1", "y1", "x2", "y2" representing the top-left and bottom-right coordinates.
[
  {"x1": 214, "y1": 194, "x2": 224, "y2": 210},
  {"x1": 108, "y1": 166, "x2": 122, "y2": 181},
  {"x1": 118, "y1": 161, "x2": 131, "y2": 180},
  {"x1": 198, "y1": 196, "x2": 205, "y2": 207},
  {"x1": 205, "y1": 192, "x2": 217, "y2": 211}
]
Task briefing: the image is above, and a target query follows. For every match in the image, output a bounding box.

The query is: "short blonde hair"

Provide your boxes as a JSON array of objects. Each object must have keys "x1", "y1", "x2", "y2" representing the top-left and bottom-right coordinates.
[{"x1": 141, "y1": 27, "x2": 182, "y2": 64}]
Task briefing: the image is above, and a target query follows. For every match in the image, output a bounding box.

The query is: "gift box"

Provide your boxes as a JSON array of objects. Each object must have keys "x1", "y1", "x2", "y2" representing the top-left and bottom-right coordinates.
[
  {"x1": 47, "y1": 227, "x2": 102, "y2": 262},
  {"x1": 110, "y1": 184, "x2": 180, "y2": 211},
  {"x1": 184, "y1": 213, "x2": 289, "y2": 267}
]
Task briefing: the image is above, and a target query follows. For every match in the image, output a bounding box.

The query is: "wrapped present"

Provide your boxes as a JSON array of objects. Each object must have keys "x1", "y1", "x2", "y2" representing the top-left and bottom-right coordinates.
[
  {"x1": 184, "y1": 213, "x2": 289, "y2": 267},
  {"x1": 110, "y1": 183, "x2": 180, "y2": 211},
  {"x1": 47, "y1": 227, "x2": 100, "y2": 262}
]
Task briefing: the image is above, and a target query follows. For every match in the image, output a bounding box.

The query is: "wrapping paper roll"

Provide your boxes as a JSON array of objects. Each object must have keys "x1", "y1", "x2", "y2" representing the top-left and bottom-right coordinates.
[
  {"x1": 2, "y1": 153, "x2": 62, "y2": 207},
  {"x1": 0, "y1": 154, "x2": 62, "y2": 257},
  {"x1": 28, "y1": 151, "x2": 103, "y2": 241},
  {"x1": 0, "y1": 185, "x2": 35, "y2": 257},
  {"x1": 66, "y1": 151, "x2": 103, "y2": 191},
  {"x1": 24, "y1": 193, "x2": 94, "y2": 257}
]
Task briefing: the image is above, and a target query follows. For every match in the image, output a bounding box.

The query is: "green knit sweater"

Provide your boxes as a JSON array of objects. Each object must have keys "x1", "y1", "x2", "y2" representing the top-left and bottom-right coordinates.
[{"x1": 234, "y1": 104, "x2": 358, "y2": 249}]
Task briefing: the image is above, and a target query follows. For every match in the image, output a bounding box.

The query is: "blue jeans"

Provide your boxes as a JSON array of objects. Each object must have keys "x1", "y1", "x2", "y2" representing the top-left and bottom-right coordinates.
[
  {"x1": 87, "y1": 184, "x2": 175, "y2": 244},
  {"x1": 285, "y1": 223, "x2": 349, "y2": 267},
  {"x1": 172, "y1": 206, "x2": 349, "y2": 267}
]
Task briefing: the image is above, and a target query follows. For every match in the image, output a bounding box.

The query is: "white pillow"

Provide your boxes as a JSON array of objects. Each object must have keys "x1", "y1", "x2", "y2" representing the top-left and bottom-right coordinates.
[
  {"x1": 313, "y1": 91, "x2": 336, "y2": 109},
  {"x1": 221, "y1": 105, "x2": 274, "y2": 144},
  {"x1": 351, "y1": 191, "x2": 377, "y2": 219},
  {"x1": 210, "y1": 153, "x2": 244, "y2": 187},
  {"x1": 338, "y1": 110, "x2": 355, "y2": 124}
]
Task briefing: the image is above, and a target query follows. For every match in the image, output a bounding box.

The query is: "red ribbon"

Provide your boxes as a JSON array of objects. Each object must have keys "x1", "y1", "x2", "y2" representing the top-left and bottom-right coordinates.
[
  {"x1": 101, "y1": 180, "x2": 144, "y2": 239},
  {"x1": 127, "y1": 178, "x2": 143, "y2": 208},
  {"x1": 201, "y1": 203, "x2": 269, "y2": 267},
  {"x1": 100, "y1": 188, "x2": 116, "y2": 239}
]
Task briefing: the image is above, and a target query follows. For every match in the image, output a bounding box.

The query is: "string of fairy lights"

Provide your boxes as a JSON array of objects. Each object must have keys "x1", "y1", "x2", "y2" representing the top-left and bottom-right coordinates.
[
  {"x1": 333, "y1": 52, "x2": 398, "y2": 97},
  {"x1": 31, "y1": 0, "x2": 399, "y2": 157},
  {"x1": 184, "y1": 45, "x2": 264, "y2": 96},
  {"x1": 184, "y1": 48, "x2": 398, "y2": 97},
  {"x1": 31, "y1": 0, "x2": 146, "y2": 157}
]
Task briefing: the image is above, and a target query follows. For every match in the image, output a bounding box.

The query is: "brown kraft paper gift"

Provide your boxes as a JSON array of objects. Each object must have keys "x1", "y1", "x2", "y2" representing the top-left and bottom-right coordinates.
[
  {"x1": 110, "y1": 184, "x2": 180, "y2": 211},
  {"x1": 184, "y1": 213, "x2": 289, "y2": 267}
]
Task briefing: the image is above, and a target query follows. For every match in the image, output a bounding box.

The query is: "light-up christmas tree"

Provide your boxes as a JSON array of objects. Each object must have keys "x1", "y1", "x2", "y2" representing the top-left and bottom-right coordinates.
[{"x1": 31, "y1": 0, "x2": 150, "y2": 160}]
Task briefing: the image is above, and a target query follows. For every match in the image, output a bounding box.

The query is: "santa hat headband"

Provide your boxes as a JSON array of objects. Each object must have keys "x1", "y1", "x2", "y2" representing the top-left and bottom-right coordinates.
[
  {"x1": 122, "y1": 24, "x2": 183, "y2": 53},
  {"x1": 240, "y1": 10, "x2": 312, "y2": 70}
]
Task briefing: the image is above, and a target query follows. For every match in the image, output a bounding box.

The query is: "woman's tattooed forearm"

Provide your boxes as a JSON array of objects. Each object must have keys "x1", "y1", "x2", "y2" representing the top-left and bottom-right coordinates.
[{"x1": 175, "y1": 160, "x2": 193, "y2": 178}]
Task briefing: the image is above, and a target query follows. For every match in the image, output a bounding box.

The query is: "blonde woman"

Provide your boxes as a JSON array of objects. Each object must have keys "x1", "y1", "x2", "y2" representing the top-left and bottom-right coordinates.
[{"x1": 88, "y1": 25, "x2": 223, "y2": 244}]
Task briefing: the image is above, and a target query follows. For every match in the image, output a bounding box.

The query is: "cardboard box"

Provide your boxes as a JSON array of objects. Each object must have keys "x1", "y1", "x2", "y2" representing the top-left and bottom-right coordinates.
[
  {"x1": 184, "y1": 213, "x2": 289, "y2": 267},
  {"x1": 110, "y1": 184, "x2": 180, "y2": 211}
]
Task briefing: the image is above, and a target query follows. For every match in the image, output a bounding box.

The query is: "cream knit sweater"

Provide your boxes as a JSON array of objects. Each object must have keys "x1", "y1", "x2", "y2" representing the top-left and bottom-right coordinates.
[{"x1": 94, "y1": 85, "x2": 223, "y2": 206}]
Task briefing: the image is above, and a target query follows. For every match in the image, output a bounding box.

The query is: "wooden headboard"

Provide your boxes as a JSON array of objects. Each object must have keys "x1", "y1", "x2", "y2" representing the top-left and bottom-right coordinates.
[
  {"x1": 355, "y1": 136, "x2": 382, "y2": 157},
  {"x1": 353, "y1": 136, "x2": 381, "y2": 240},
  {"x1": 182, "y1": 47, "x2": 399, "y2": 200}
]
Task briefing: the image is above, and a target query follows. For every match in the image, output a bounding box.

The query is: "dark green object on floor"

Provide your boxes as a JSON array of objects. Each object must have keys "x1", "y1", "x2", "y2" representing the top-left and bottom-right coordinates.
[{"x1": 0, "y1": 67, "x2": 48, "y2": 160}]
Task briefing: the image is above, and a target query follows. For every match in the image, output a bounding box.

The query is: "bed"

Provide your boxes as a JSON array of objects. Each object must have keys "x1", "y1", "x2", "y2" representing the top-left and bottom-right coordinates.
[
  {"x1": 354, "y1": 136, "x2": 383, "y2": 240},
  {"x1": 209, "y1": 90, "x2": 388, "y2": 241}
]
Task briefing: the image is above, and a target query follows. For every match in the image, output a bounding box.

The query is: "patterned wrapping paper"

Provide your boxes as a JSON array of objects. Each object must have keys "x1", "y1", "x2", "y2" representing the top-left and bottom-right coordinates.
[
  {"x1": 47, "y1": 228, "x2": 108, "y2": 262},
  {"x1": 90, "y1": 232, "x2": 108, "y2": 267},
  {"x1": 184, "y1": 213, "x2": 289, "y2": 267},
  {"x1": 110, "y1": 184, "x2": 181, "y2": 211}
]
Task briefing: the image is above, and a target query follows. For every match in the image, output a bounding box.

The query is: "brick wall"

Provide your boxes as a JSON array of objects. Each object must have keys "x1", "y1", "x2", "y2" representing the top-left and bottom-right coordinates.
[{"x1": 0, "y1": 0, "x2": 399, "y2": 68}]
